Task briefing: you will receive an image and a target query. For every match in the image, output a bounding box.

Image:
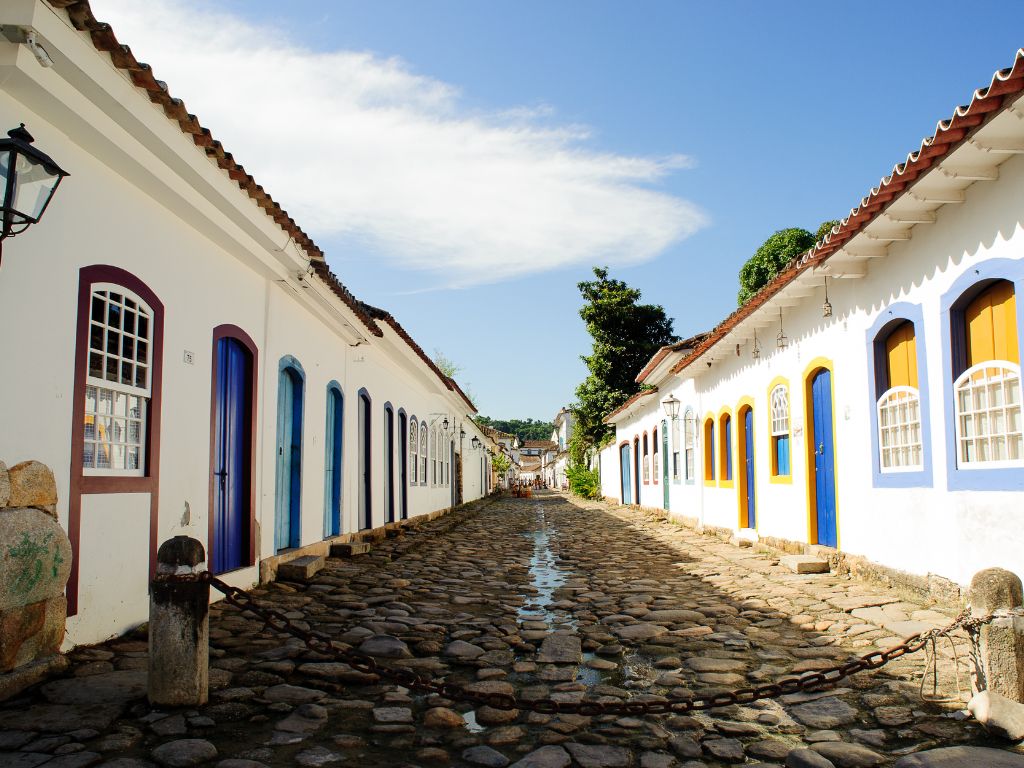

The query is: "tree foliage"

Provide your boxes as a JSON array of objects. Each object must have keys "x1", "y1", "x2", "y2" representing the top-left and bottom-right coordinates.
[
  {"x1": 475, "y1": 417, "x2": 554, "y2": 445},
  {"x1": 432, "y1": 349, "x2": 461, "y2": 378},
  {"x1": 573, "y1": 267, "x2": 677, "y2": 450},
  {"x1": 737, "y1": 228, "x2": 816, "y2": 306},
  {"x1": 815, "y1": 219, "x2": 840, "y2": 244},
  {"x1": 566, "y1": 463, "x2": 601, "y2": 500},
  {"x1": 491, "y1": 451, "x2": 511, "y2": 475}
]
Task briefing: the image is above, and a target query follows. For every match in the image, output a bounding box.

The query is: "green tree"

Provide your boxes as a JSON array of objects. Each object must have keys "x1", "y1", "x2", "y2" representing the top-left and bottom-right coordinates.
[
  {"x1": 573, "y1": 267, "x2": 677, "y2": 450},
  {"x1": 816, "y1": 219, "x2": 839, "y2": 244},
  {"x1": 737, "y1": 228, "x2": 816, "y2": 306},
  {"x1": 432, "y1": 349, "x2": 461, "y2": 378},
  {"x1": 475, "y1": 417, "x2": 554, "y2": 444}
]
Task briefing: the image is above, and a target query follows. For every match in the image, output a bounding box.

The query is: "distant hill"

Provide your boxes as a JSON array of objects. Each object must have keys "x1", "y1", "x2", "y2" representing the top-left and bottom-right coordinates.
[{"x1": 476, "y1": 416, "x2": 554, "y2": 445}]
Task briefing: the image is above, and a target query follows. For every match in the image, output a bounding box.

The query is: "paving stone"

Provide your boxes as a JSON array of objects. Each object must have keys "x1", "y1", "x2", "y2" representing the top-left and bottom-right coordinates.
[
  {"x1": 508, "y1": 745, "x2": 572, "y2": 768},
  {"x1": 810, "y1": 742, "x2": 885, "y2": 767},
  {"x1": 537, "y1": 635, "x2": 582, "y2": 664},
  {"x1": 564, "y1": 743, "x2": 631, "y2": 768},
  {"x1": 893, "y1": 746, "x2": 1024, "y2": 767},
  {"x1": 789, "y1": 697, "x2": 859, "y2": 729},
  {"x1": 40, "y1": 671, "x2": 147, "y2": 706},
  {"x1": 357, "y1": 634, "x2": 412, "y2": 658},
  {"x1": 787, "y1": 749, "x2": 837, "y2": 768},
  {"x1": 462, "y1": 745, "x2": 511, "y2": 767},
  {"x1": 262, "y1": 684, "x2": 325, "y2": 704},
  {"x1": 151, "y1": 739, "x2": 218, "y2": 767}
]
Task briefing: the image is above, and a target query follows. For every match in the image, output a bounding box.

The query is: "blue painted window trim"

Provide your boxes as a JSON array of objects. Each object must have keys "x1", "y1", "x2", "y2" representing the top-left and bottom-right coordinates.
[
  {"x1": 865, "y1": 302, "x2": 933, "y2": 489},
  {"x1": 324, "y1": 381, "x2": 344, "y2": 538},
  {"x1": 939, "y1": 257, "x2": 1024, "y2": 491}
]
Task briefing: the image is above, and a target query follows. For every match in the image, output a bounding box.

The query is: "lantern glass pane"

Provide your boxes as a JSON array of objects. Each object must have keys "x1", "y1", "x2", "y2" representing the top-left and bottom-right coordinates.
[
  {"x1": 12, "y1": 154, "x2": 60, "y2": 221},
  {"x1": 0, "y1": 149, "x2": 11, "y2": 205}
]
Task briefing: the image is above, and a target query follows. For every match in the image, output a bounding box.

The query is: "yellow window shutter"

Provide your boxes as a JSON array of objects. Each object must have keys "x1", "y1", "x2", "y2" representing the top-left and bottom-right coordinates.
[
  {"x1": 966, "y1": 281, "x2": 1018, "y2": 366},
  {"x1": 885, "y1": 321, "x2": 918, "y2": 388}
]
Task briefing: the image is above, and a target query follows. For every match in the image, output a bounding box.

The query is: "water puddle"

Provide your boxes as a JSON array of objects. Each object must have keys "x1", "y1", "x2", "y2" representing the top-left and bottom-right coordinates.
[{"x1": 518, "y1": 503, "x2": 575, "y2": 630}]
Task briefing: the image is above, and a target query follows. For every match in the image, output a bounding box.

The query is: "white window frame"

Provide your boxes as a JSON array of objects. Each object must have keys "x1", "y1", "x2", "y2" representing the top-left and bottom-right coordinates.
[
  {"x1": 83, "y1": 284, "x2": 152, "y2": 476},
  {"x1": 410, "y1": 419, "x2": 418, "y2": 485},
  {"x1": 420, "y1": 424, "x2": 428, "y2": 484},
  {"x1": 954, "y1": 361, "x2": 1023, "y2": 469},
  {"x1": 876, "y1": 386, "x2": 923, "y2": 472},
  {"x1": 671, "y1": 417, "x2": 681, "y2": 483}
]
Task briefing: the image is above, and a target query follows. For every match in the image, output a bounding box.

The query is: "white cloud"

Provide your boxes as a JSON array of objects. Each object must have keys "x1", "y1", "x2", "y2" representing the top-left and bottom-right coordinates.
[{"x1": 90, "y1": 0, "x2": 707, "y2": 288}]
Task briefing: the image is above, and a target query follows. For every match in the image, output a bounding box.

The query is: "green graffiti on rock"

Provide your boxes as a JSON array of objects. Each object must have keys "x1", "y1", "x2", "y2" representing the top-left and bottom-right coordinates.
[{"x1": 8, "y1": 531, "x2": 55, "y2": 595}]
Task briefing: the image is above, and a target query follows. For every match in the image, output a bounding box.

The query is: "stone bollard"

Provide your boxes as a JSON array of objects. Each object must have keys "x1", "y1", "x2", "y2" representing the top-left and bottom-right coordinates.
[
  {"x1": 968, "y1": 567, "x2": 1024, "y2": 702},
  {"x1": 149, "y1": 536, "x2": 209, "y2": 706}
]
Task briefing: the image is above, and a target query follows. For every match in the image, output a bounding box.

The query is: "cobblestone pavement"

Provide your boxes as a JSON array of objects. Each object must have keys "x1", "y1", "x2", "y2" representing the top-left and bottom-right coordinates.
[{"x1": 0, "y1": 491, "x2": 1016, "y2": 768}]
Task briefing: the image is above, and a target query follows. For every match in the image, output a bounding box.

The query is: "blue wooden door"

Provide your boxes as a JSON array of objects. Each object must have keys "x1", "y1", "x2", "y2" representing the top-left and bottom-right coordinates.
[
  {"x1": 358, "y1": 392, "x2": 372, "y2": 530},
  {"x1": 399, "y1": 413, "x2": 409, "y2": 519},
  {"x1": 275, "y1": 367, "x2": 303, "y2": 551},
  {"x1": 661, "y1": 420, "x2": 670, "y2": 510},
  {"x1": 384, "y1": 406, "x2": 395, "y2": 524},
  {"x1": 744, "y1": 408, "x2": 755, "y2": 528},
  {"x1": 324, "y1": 387, "x2": 342, "y2": 537},
  {"x1": 811, "y1": 369, "x2": 838, "y2": 547},
  {"x1": 620, "y1": 444, "x2": 632, "y2": 504},
  {"x1": 212, "y1": 338, "x2": 251, "y2": 573}
]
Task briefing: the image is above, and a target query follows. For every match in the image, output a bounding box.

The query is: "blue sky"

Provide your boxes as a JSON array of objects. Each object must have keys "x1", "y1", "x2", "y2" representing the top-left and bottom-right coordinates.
[{"x1": 93, "y1": 1, "x2": 1024, "y2": 421}]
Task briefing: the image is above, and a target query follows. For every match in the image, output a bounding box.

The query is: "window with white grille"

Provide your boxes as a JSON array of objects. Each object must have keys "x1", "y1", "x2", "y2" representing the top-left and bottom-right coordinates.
[
  {"x1": 954, "y1": 363, "x2": 1023, "y2": 467},
  {"x1": 770, "y1": 385, "x2": 790, "y2": 477},
  {"x1": 83, "y1": 286, "x2": 151, "y2": 474},
  {"x1": 420, "y1": 424, "x2": 428, "y2": 484},
  {"x1": 877, "y1": 386, "x2": 923, "y2": 471}
]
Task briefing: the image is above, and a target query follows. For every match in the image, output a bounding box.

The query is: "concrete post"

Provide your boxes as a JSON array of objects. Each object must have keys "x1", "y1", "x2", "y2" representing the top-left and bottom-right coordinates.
[
  {"x1": 148, "y1": 536, "x2": 209, "y2": 706},
  {"x1": 968, "y1": 567, "x2": 1024, "y2": 702}
]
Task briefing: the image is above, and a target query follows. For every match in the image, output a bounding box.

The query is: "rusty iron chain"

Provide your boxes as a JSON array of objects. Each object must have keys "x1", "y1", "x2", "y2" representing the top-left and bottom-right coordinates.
[{"x1": 202, "y1": 572, "x2": 990, "y2": 716}]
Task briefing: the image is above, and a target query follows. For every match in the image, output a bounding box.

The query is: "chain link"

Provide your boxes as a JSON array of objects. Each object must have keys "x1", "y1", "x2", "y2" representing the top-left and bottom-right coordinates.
[{"x1": 202, "y1": 573, "x2": 990, "y2": 716}]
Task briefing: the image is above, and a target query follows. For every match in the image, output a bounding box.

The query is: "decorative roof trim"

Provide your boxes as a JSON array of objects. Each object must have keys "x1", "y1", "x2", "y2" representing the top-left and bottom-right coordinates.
[
  {"x1": 669, "y1": 48, "x2": 1024, "y2": 377},
  {"x1": 603, "y1": 387, "x2": 659, "y2": 424}
]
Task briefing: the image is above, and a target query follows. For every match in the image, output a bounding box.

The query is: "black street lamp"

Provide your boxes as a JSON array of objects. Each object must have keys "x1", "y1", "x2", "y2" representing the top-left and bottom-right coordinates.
[
  {"x1": 471, "y1": 436, "x2": 480, "y2": 449},
  {"x1": 0, "y1": 124, "x2": 69, "y2": 265}
]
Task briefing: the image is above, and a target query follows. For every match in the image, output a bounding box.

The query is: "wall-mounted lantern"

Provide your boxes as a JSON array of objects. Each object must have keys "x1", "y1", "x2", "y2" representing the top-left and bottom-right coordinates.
[
  {"x1": 471, "y1": 436, "x2": 480, "y2": 449},
  {"x1": 661, "y1": 395, "x2": 680, "y2": 421},
  {"x1": 822, "y1": 276, "x2": 833, "y2": 318},
  {"x1": 776, "y1": 308, "x2": 788, "y2": 350},
  {"x1": 0, "y1": 124, "x2": 69, "y2": 265}
]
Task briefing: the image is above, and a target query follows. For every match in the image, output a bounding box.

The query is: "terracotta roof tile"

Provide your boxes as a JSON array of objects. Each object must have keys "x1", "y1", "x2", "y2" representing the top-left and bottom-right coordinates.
[
  {"x1": 669, "y1": 49, "x2": 1024, "y2": 378},
  {"x1": 47, "y1": 1, "x2": 476, "y2": 411}
]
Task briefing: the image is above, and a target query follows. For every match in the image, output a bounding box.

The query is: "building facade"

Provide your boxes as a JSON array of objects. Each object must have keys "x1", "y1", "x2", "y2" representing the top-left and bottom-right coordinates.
[
  {"x1": 601, "y1": 51, "x2": 1024, "y2": 590},
  {"x1": 0, "y1": 0, "x2": 495, "y2": 646}
]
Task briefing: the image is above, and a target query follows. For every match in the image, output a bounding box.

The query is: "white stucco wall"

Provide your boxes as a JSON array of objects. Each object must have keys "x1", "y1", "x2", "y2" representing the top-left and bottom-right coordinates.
[
  {"x1": 603, "y1": 153, "x2": 1024, "y2": 589},
  {"x1": 0, "y1": 9, "x2": 488, "y2": 646}
]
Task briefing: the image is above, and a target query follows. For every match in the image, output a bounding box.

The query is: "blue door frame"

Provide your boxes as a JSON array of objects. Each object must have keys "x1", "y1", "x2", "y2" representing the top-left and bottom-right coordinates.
[
  {"x1": 743, "y1": 408, "x2": 755, "y2": 528},
  {"x1": 811, "y1": 369, "x2": 838, "y2": 548},
  {"x1": 620, "y1": 443, "x2": 632, "y2": 504},
  {"x1": 384, "y1": 404, "x2": 395, "y2": 524},
  {"x1": 324, "y1": 385, "x2": 343, "y2": 538},
  {"x1": 212, "y1": 337, "x2": 252, "y2": 573},
  {"x1": 398, "y1": 412, "x2": 409, "y2": 519},
  {"x1": 275, "y1": 361, "x2": 304, "y2": 551},
  {"x1": 358, "y1": 390, "x2": 372, "y2": 530}
]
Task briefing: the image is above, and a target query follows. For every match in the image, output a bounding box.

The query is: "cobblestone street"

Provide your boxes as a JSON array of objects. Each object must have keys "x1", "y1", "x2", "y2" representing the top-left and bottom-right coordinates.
[{"x1": 0, "y1": 492, "x2": 1010, "y2": 768}]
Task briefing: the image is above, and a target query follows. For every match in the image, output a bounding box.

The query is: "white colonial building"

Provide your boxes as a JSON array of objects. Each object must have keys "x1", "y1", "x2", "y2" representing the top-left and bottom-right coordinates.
[
  {"x1": 601, "y1": 50, "x2": 1024, "y2": 593},
  {"x1": 0, "y1": 0, "x2": 493, "y2": 646}
]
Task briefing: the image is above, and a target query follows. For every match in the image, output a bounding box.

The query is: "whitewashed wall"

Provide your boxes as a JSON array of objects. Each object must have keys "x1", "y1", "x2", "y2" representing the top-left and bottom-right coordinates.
[
  {"x1": 0, "y1": 11, "x2": 487, "y2": 646},
  {"x1": 603, "y1": 154, "x2": 1024, "y2": 588}
]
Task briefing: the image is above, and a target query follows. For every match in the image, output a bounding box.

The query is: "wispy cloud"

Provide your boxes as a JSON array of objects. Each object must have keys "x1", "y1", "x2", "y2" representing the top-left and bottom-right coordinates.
[{"x1": 91, "y1": 0, "x2": 707, "y2": 288}]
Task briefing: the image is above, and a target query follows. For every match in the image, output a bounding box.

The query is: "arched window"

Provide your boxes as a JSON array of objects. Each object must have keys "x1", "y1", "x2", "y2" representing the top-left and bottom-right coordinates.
[
  {"x1": 671, "y1": 414, "x2": 681, "y2": 482},
  {"x1": 642, "y1": 433, "x2": 650, "y2": 484},
  {"x1": 652, "y1": 427, "x2": 659, "y2": 485},
  {"x1": 770, "y1": 384, "x2": 790, "y2": 477},
  {"x1": 719, "y1": 412, "x2": 732, "y2": 482},
  {"x1": 420, "y1": 423, "x2": 428, "y2": 484},
  {"x1": 703, "y1": 417, "x2": 715, "y2": 483},
  {"x1": 683, "y1": 408, "x2": 695, "y2": 483},
  {"x1": 954, "y1": 281, "x2": 1021, "y2": 466},
  {"x1": 409, "y1": 417, "x2": 419, "y2": 485},
  {"x1": 876, "y1": 321, "x2": 922, "y2": 471},
  {"x1": 83, "y1": 285, "x2": 154, "y2": 474}
]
